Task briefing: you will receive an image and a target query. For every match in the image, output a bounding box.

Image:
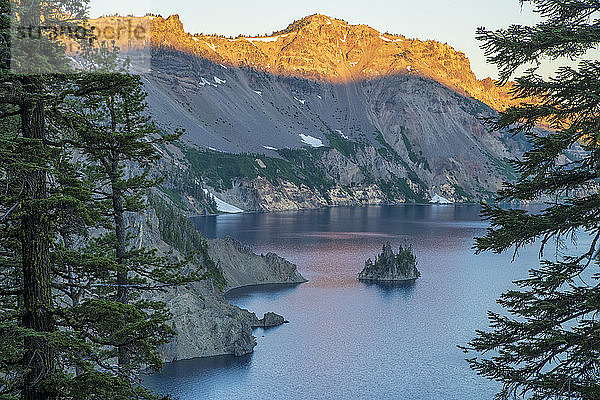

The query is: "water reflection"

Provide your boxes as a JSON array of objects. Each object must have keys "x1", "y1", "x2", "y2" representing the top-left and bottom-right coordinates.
[
  {"x1": 225, "y1": 283, "x2": 303, "y2": 301},
  {"x1": 149, "y1": 353, "x2": 252, "y2": 378},
  {"x1": 360, "y1": 279, "x2": 417, "y2": 296},
  {"x1": 141, "y1": 354, "x2": 253, "y2": 399},
  {"x1": 191, "y1": 205, "x2": 485, "y2": 242}
]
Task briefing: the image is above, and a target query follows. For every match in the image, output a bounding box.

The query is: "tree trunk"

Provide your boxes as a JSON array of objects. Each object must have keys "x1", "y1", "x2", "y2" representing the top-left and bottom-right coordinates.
[
  {"x1": 20, "y1": 100, "x2": 56, "y2": 400},
  {"x1": 111, "y1": 160, "x2": 130, "y2": 369}
]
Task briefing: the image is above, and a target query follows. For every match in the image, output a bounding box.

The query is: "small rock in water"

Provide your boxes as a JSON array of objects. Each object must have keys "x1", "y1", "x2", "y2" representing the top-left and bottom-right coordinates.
[
  {"x1": 254, "y1": 312, "x2": 286, "y2": 328},
  {"x1": 358, "y1": 242, "x2": 421, "y2": 282}
]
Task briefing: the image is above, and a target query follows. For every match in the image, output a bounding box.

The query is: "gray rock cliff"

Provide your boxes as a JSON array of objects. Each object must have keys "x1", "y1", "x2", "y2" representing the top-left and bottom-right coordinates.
[{"x1": 206, "y1": 237, "x2": 307, "y2": 291}]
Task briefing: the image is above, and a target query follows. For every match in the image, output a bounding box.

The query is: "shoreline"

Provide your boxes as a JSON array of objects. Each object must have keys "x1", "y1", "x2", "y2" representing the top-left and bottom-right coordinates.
[
  {"x1": 191, "y1": 201, "x2": 549, "y2": 218},
  {"x1": 224, "y1": 281, "x2": 308, "y2": 297}
]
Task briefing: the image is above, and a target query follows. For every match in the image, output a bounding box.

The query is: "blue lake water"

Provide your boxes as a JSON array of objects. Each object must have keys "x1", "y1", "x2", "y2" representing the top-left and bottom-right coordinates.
[{"x1": 144, "y1": 205, "x2": 559, "y2": 400}]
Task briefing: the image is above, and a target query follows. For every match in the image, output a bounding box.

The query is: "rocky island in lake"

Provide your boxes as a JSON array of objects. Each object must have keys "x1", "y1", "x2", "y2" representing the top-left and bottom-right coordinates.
[{"x1": 359, "y1": 242, "x2": 420, "y2": 281}]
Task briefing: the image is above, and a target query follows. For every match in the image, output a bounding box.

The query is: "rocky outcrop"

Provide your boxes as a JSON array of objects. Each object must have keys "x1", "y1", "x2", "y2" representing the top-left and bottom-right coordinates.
[
  {"x1": 159, "y1": 280, "x2": 261, "y2": 360},
  {"x1": 221, "y1": 177, "x2": 389, "y2": 212},
  {"x1": 207, "y1": 237, "x2": 307, "y2": 290},
  {"x1": 358, "y1": 242, "x2": 421, "y2": 281}
]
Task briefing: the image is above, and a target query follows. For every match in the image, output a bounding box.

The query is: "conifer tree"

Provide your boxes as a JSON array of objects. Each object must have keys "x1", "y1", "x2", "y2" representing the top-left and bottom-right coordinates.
[
  {"x1": 0, "y1": 2, "x2": 200, "y2": 399},
  {"x1": 464, "y1": 2, "x2": 600, "y2": 399},
  {"x1": 58, "y1": 71, "x2": 195, "y2": 380},
  {"x1": 0, "y1": 1, "x2": 90, "y2": 398}
]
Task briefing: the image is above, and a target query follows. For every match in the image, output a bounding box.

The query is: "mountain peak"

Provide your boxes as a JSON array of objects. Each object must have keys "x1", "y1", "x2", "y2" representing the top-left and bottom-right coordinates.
[{"x1": 274, "y1": 14, "x2": 343, "y2": 34}]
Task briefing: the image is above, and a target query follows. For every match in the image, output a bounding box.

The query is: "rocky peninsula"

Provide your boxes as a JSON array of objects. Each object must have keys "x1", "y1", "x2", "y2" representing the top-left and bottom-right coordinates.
[
  {"x1": 158, "y1": 240, "x2": 306, "y2": 361},
  {"x1": 358, "y1": 242, "x2": 420, "y2": 281},
  {"x1": 133, "y1": 206, "x2": 306, "y2": 362}
]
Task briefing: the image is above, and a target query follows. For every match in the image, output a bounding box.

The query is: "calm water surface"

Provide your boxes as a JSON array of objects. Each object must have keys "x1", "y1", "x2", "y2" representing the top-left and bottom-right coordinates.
[{"x1": 144, "y1": 205, "x2": 554, "y2": 400}]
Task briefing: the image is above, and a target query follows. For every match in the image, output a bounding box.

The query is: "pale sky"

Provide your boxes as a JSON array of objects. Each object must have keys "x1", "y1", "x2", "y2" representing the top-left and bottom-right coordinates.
[{"x1": 88, "y1": 0, "x2": 543, "y2": 80}]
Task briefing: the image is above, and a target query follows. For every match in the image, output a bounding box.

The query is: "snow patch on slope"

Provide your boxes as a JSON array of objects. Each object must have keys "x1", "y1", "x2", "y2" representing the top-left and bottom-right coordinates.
[
  {"x1": 199, "y1": 77, "x2": 217, "y2": 87},
  {"x1": 255, "y1": 158, "x2": 267, "y2": 169},
  {"x1": 300, "y1": 134, "x2": 324, "y2": 148},
  {"x1": 244, "y1": 35, "x2": 283, "y2": 43},
  {"x1": 430, "y1": 194, "x2": 453, "y2": 204},
  {"x1": 203, "y1": 41, "x2": 216, "y2": 52},
  {"x1": 335, "y1": 129, "x2": 349, "y2": 139},
  {"x1": 203, "y1": 189, "x2": 245, "y2": 213},
  {"x1": 379, "y1": 34, "x2": 404, "y2": 43}
]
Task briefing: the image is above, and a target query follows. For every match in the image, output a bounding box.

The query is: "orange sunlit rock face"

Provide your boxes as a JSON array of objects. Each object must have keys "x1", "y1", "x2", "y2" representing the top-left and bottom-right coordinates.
[{"x1": 87, "y1": 13, "x2": 516, "y2": 112}]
